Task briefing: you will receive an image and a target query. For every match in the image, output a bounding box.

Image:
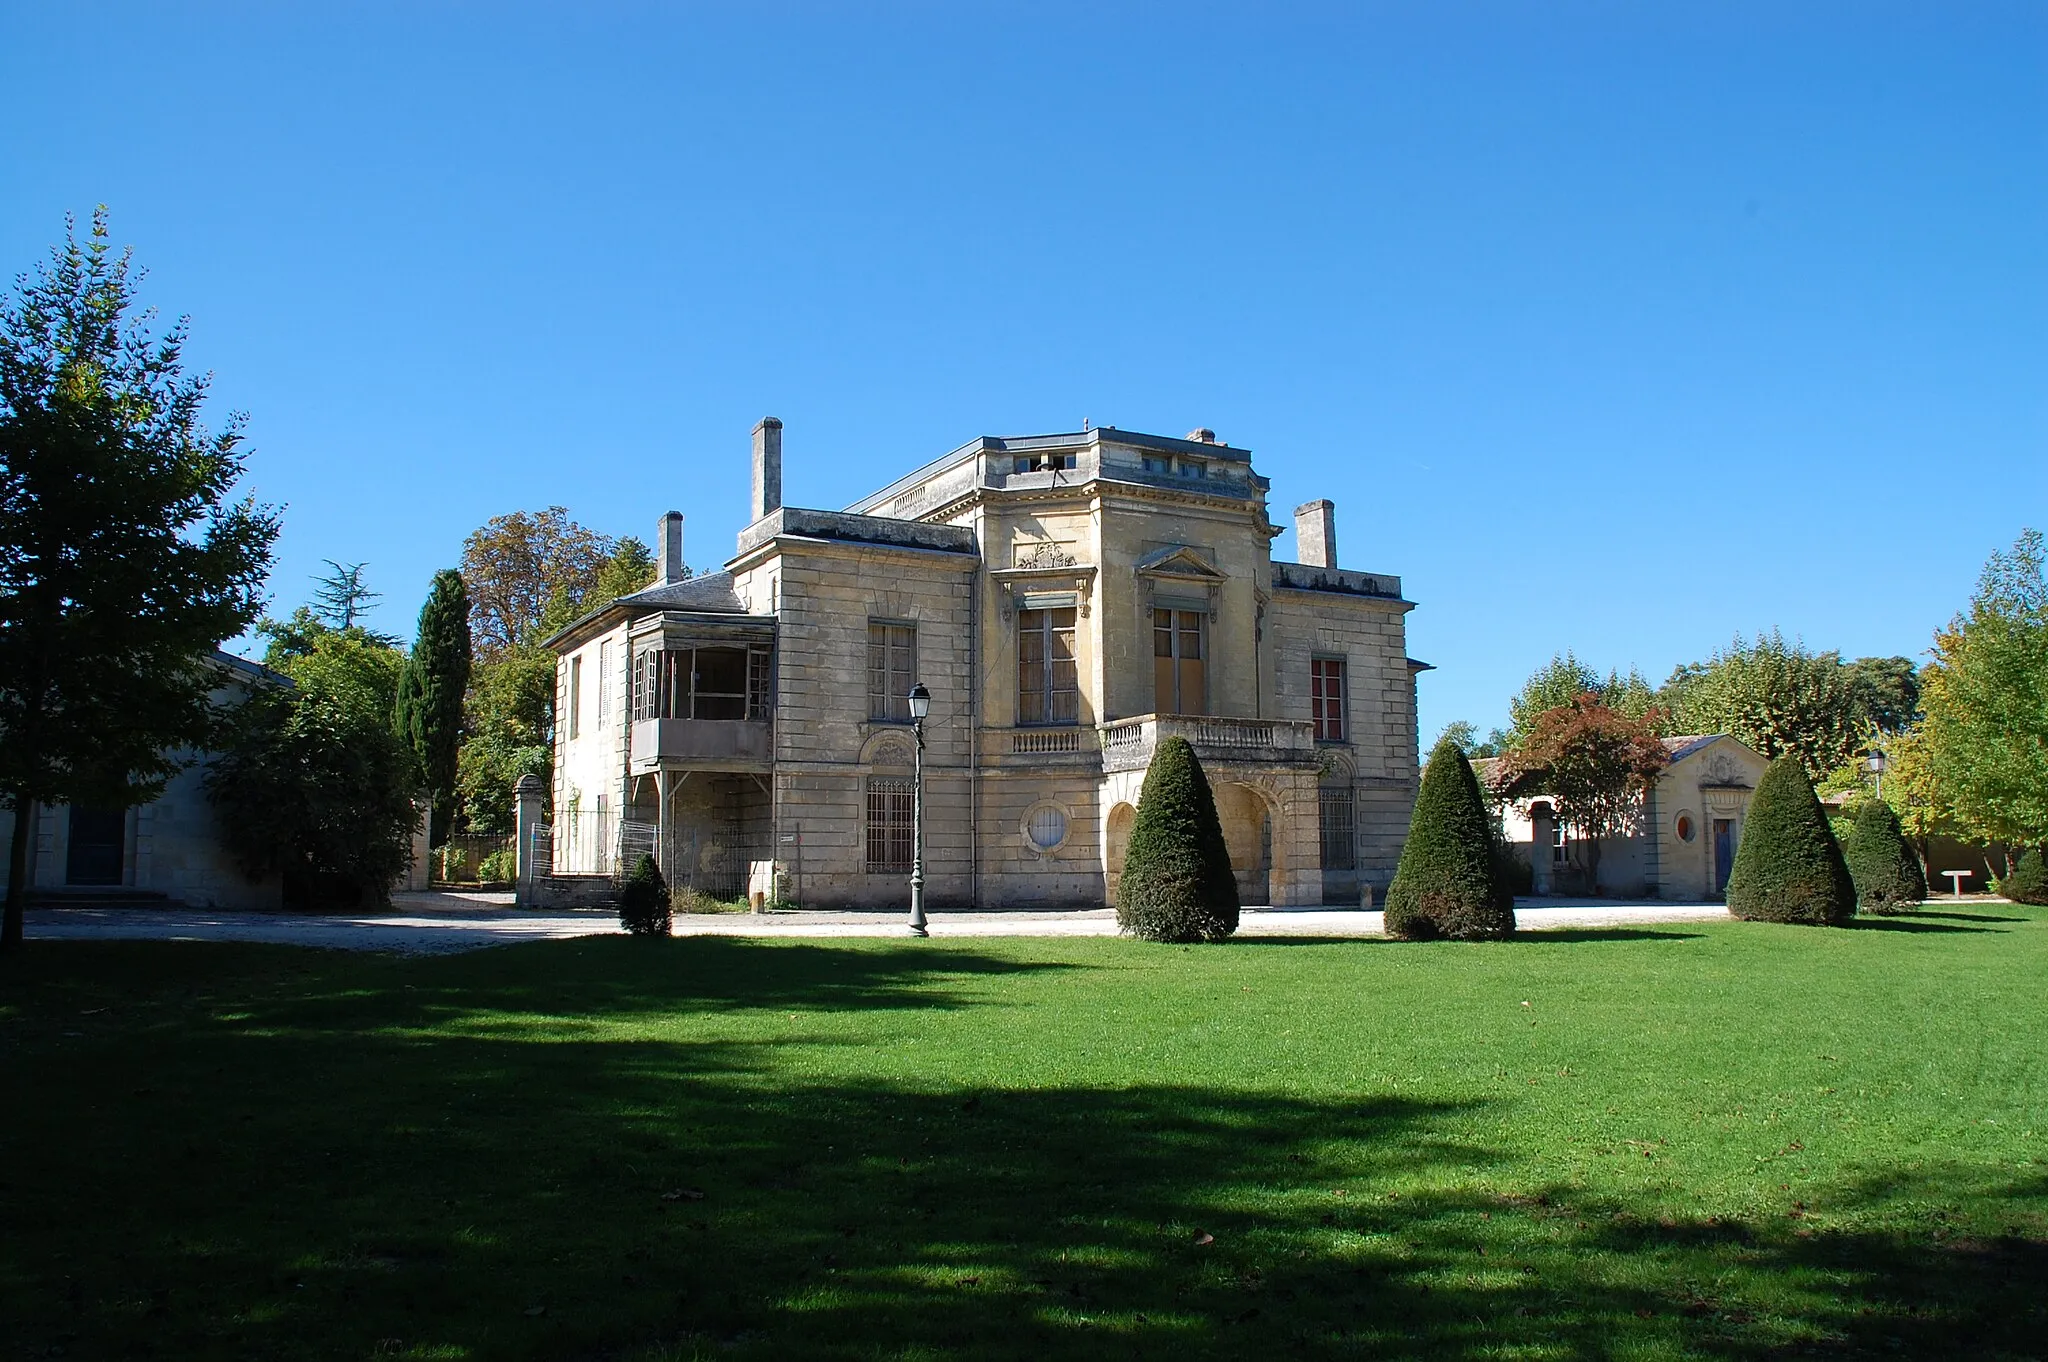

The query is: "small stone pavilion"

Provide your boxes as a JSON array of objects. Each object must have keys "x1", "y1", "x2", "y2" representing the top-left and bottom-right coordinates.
[{"x1": 536, "y1": 420, "x2": 1426, "y2": 909}]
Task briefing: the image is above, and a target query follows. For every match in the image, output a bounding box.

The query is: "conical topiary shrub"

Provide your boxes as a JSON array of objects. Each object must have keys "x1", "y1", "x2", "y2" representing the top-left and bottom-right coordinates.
[
  {"x1": 1385, "y1": 737, "x2": 1515, "y2": 941},
  {"x1": 1116, "y1": 736, "x2": 1240, "y2": 943},
  {"x1": 618, "y1": 853, "x2": 673, "y2": 937},
  {"x1": 1725, "y1": 757, "x2": 1857, "y2": 926},
  {"x1": 1843, "y1": 798, "x2": 1927, "y2": 914},
  {"x1": 2000, "y1": 848, "x2": 2048, "y2": 905}
]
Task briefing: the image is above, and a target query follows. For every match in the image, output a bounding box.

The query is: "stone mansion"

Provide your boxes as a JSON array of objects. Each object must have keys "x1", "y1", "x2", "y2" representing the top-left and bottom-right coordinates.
[{"x1": 542, "y1": 420, "x2": 1425, "y2": 909}]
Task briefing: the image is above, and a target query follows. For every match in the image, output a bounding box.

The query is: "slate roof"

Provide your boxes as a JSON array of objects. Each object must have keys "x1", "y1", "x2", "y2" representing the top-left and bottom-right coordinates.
[
  {"x1": 1661, "y1": 734, "x2": 1721, "y2": 763},
  {"x1": 615, "y1": 570, "x2": 748, "y2": 614}
]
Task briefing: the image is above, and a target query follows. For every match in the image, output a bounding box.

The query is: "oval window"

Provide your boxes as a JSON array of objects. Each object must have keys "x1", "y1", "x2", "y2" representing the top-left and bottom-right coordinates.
[
  {"x1": 1675, "y1": 814, "x2": 1696, "y2": 843},
  {"x1": 1027, "y1": 806, "x2": 1068, "y2": 851}
]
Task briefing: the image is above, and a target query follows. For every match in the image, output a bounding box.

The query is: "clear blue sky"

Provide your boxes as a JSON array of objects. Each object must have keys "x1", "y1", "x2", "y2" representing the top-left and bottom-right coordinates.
[{"x1": 5, "y1": 2, "x2": 2042, "y2": 742}]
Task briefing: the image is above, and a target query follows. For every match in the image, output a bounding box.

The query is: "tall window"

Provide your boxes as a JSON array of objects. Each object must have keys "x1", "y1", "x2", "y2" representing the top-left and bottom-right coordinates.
[
  {"x1": 1311, "y1": 657, "x2": 1346, "y2": 742},
  {"x1": 1152, "y1": 609, "x2": 1205, "y2": 715},
  {"x1": 567, "y1": 656, "x2": 582, "y2": 739},
  {"x1": 868, "y1": 622, "x2": 916, "y2": 721},
  {"x1": 1319, "y1": 788, "x2": 1356, "y2": 870},
  {"x1": 596, "y1": 640, "x2": 612, "y2": 728},
  {"x1": 629, "y1": 646, "x2": 772, "y2": 721},
  {"x1": 866, "y1": 778, "x2": 914, "y2": 871},
  {"x1": 1018, "y1": 607, "x2": 1079, "y2": 725}
]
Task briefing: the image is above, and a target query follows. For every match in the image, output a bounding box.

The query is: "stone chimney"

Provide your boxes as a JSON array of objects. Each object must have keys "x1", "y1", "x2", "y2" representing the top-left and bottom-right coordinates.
[
  {"x1": 1294, "y1": 499, "x2": 1337, "y2": 568},
  {"x1": 1186, "y1": 427, "x2": 1217, "y2": 444},
  {"x1": 657, "y1": 511, "x2": 685, "y2": 586},
  {"x1": 752, "y1": 417, "x2": 783, "y2": 522}
]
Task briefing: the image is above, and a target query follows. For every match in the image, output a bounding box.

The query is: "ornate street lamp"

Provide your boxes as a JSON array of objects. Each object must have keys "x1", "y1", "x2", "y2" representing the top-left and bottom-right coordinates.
[
  {"x1": 907, "y1": 682, "x2": 932, "y2": 938},
  {"x1": 1866, "y1": 747, "x2": 1888, "y2": 800}
]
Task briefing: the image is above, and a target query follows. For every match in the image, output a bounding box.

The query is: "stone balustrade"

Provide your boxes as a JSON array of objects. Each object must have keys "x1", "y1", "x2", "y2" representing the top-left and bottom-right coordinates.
[{"x1": 1098, "y1": 714, "x2": 1318, "y2": 773}]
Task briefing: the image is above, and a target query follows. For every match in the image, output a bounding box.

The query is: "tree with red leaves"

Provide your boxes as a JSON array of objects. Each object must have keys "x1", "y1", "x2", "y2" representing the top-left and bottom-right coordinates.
[{"x1": 1500, "y1": 694, "x2": 1670, "y2": 892}]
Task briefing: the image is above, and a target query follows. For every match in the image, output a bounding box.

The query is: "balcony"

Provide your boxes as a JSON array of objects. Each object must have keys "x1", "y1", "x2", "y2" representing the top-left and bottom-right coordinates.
[
  {"x1": 1098, "y1": 715, "x2": 1319, "y2": 774},
  {"x1": 630, "y1": 718, "x2": 772, "y2": 771}
]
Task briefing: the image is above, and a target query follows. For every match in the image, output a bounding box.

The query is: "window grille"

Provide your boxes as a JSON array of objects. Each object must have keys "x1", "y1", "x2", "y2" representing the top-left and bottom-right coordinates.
[
  {"x1": 1319, "y1": 788, "x2": 1357, "y2": 870},
  {"x1": 866, "y1": 778, "x2": 914, "y2": 872},
  {"x1": 1311, "y1": 657, "x2": 1347, "y2": 742},
  {"x1": 868, "y1": 623, "x2": 916, "y2": 721}
]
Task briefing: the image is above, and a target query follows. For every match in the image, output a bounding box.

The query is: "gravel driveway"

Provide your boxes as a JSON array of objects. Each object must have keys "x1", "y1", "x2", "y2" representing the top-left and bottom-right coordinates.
[{"x1": 25, "y1": 894, "x2": 1731, "y2": 954}]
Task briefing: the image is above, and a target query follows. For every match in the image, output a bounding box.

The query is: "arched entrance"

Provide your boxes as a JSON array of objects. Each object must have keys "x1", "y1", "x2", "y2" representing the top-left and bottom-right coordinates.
[
  {"x1": 1104, "y1": 802, "x2": 1136, "y2": 904},
  {"x1": 1213, "y1": 782, "x2": 1279, "y2": 906}
]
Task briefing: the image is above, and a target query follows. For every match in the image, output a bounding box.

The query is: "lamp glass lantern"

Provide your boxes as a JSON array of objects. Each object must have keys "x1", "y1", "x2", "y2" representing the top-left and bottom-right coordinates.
[
  {"x1": 1866, "y1": 747, "x2": 1888, "y2": 798},
  {"x1": 907, "y1": 683, "x2": 932, "y2": 722}
]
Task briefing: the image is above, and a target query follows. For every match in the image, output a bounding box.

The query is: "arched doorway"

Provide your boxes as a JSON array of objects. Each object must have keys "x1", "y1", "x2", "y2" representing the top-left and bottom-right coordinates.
[
  {"x1": 1104, "y1": 802, "x2": 1136, "y2": 904},
  {"x1": 1213, "y1": 782, "x2": 1277, "y2": 906}
]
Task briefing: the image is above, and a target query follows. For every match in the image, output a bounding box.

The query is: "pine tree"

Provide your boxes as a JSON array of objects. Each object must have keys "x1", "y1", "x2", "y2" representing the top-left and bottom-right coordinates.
[
  {"x1": 394, "y1": 569, "x2": 472, "y2": 844},
  {"x1": 1842, "y1": 797, "x2": 1926, "y2": 914},
  {"x1": 0, "y1": 211, "x2": 279, "y2": 950},
  {"x1": 1115, "y1": 736, "x2": 1239, "y2": 943},
  {"x1": 1385, "y1": 737, "x2": 1515, "y2": 940},
  {"x1": 618, "y1": 854, "x2": 673, "y2": 937},
  {"x1": 1724, "y1": 757, "x2": 1857, "y2": 925}
]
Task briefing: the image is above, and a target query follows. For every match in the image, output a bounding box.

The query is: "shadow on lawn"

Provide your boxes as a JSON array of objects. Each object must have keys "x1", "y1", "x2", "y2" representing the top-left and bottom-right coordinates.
[
  {"x1": 5, "y1": 941, "x2": 2044, "y2": 1362},
  {"x1": 1846, "y1": 917, "x2": 2002, "y2": 934}
]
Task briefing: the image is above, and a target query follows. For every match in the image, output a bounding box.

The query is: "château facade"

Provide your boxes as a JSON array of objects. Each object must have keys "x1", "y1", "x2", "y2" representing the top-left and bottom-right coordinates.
[{"x1": 542, "y1": 420, "x2": 1425, "y2": 909}]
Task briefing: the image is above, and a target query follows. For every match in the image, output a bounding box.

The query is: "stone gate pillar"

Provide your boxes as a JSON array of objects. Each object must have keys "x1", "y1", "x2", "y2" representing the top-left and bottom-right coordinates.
[
  {"x1": 1529, "y1": 800, "x2": 1555, "y2": 896},
  {"x1": 514, "y1": 774, "x2": 546, "y2": 904}
]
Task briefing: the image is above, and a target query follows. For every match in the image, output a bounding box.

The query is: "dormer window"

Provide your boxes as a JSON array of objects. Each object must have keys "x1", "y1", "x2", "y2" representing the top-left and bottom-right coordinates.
[
  {"x1": 1179, "y1": 460, "x2": 1207, "y2": 479},
  {"x1": 1141, "y1": 455, "x2": 1169, "y2": 474},
  {"x1": 1012, "y1": 453, "x2": 1076, "y2": 474}
]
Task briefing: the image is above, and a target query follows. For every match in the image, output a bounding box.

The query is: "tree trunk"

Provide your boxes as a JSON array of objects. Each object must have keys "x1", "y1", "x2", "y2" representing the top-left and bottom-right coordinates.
[
  {"x1": 3, "y1": 792, "x2": 32, "y2": 952},
  {"x1": 1583, "y1": 834, "x2": 1603, "y2": 897}
]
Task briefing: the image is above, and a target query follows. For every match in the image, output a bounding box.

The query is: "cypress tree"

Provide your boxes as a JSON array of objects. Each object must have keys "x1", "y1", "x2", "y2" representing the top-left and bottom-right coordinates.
[
  {"x1": 394, "y1": 569, "x2": 471, "y2": 845},
  {"x1": 1116, "y1": 736, "x2": 1239, "y2": 943},
  {"x1": 2001, "y1": 848, "x2": 2048, "y2": 906},
  {"x1": 1385, "y1": 737, "x2": 1515, "y2": 940},
  {"x1": 618, "y1": 854, "x2": 672, "y2": 937},
  {"x1": 1842, "y1": 797, "x2": 1927, "y2": 914},
  {"x1": 1725, "y1": 757, "x2": 1857, "y2": 925}
]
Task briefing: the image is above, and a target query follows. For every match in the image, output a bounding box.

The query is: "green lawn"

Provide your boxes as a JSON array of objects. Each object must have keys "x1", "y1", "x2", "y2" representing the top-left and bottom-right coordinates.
[{"x1": 3, "y1": 907, "x2": 2044, "y2": 1361}]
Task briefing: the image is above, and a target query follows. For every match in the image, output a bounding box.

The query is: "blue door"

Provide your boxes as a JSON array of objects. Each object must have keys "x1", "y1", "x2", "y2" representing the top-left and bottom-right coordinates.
[{"x1": 1712, "y1": 818, "x2": 1736, "y2": 895}]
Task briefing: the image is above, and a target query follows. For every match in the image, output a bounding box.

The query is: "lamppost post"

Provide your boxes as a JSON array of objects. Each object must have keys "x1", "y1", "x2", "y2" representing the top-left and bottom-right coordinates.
[{"x1": 907, "y1": 682, "x2": 931, "y2": 938}]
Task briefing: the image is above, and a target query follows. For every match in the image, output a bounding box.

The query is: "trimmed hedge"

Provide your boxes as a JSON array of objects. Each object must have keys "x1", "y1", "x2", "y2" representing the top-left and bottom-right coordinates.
[
  {"x1": 1842, "y1": 798, "x2": 1927, "y2": 914},
  {"x1": 1725, "y1": 757, "x2": 1856, "y2": 926},
  {"x1": 1115, "y1": 736, "x2": 1240, "y2": 943},
  {"x1": 618, "y1": 854, "x2": 673, "y2": 937},
  {"x1": 2000, "y1": 848, "x2": 2048, "y2": 906},
  {"x1": 1385, "y1": 737, "x2": 1516, "y2": 941}
]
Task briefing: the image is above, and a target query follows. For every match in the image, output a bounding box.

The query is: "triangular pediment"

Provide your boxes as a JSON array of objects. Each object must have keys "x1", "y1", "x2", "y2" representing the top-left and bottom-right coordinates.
[{"x1": 1134, "y1": 544, "x2": 1226, "y2": 580}]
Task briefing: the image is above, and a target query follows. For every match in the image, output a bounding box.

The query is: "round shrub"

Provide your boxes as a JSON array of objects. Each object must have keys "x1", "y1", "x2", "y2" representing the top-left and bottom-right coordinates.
[
  {"x1": 1385, "y1": 737, "x2": 1515, "y2": 941},
  {"x1": 618, "y1": 853, "x2": 673, "y2": 937},
  {"x1": 1116, "y1": 736, "x2": 1240, "y2": 943},
  {"x1": 1725, "y1": 757, "x2": 1856, "y2": 926},
  {"x1": 1842, "y1": 798, "x2": 1926, "y2": 914},
  {"x1": 2000, "y1": 848, "x2": 2048, "y2": 905}
]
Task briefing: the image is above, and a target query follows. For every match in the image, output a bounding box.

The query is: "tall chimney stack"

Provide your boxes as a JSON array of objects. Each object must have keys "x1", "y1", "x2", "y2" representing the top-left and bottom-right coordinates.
[
  {"x1": 657, "y1": 511, "x2": 685, "y2": 586},
  {"x1": 1294, "y1": 499, "x2": 1337, "y2": 568},
  {"x1": 752, "y1": 417, "x2": 783, "y2": 522}
]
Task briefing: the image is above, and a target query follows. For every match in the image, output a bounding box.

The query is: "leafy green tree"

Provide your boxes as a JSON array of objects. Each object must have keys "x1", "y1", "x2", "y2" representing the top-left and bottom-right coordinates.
[
  {"x1": 0, "y1": 210, "x2": 278, "y2": 951},
  {"x1": 394, "y1": 569, "x2": 472, "y2": 844},
  {"x1": 206, "y1": 619, "x2": 418, "y2": 908},
  {"x1": 1917, "y1": 530, "x2": 2048, "y2": 855},
  {"x1": 1506, "y1": 653, "x2": 1602, "y2": 742},
  {"x1": 455, "y1": 643, "x2": 555, "y2": 833},
  {"x1": 1385, "y1": 736, "x2": 1515, "y2": 940},
  {"x1": 459, "y1": 506, "x2": 616, "y2": 658},
  {"x1": 1666, "y1": 631, "x2": 1864, "y2": 780},
  {"x1": 1499, "y1": 696, "x2": 1669, "y2": 891},
  {"x1": 1724, "y1": 757, "x2": 1857, "y2": 926},
  {"x1": 1847, "y1": 655, "x2": 1921, "y2": 735},
  {"x1": 1842, "y1": 797, "x2": 1927, "y2": 914},
  {"x1": 1115, "y1": 736, "x2": 1239, "y2": 942},
  {"x1": 618, "y1": 853, "x2": 673, "y2": 936},
  {"x1": 591, "y1": 535, "x2": 660, "y2": 604}
]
